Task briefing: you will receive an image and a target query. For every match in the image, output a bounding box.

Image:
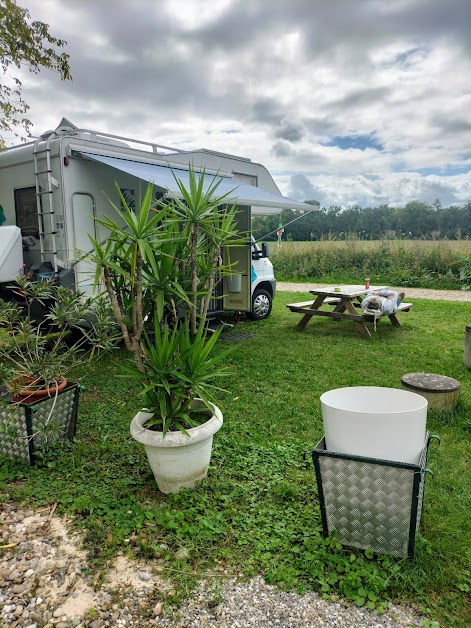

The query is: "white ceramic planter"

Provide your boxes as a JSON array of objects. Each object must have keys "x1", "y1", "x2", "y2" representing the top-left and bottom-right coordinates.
[{"x1": 130, "y1": 400, "x2": 223, "y2": 494}]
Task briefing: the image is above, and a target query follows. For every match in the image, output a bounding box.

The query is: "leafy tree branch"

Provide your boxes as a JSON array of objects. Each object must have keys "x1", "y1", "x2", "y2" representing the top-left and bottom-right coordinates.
[{"x1": 0, "y1": 0, "x2": 71, "y2": 147}]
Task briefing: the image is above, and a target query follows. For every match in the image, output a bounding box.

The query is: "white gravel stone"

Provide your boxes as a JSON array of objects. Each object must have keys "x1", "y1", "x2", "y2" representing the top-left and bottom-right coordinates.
[{"x1": 0, "y1": 503, "x2": 428, "y2": 627}]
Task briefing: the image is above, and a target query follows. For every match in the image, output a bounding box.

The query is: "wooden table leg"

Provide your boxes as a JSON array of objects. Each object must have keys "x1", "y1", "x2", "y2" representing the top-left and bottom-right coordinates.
[
  {"x1": 343, "y1": 298, "x2": 372, "y2": 338},
  {"x1": 298, "y1": 295, "x2": 326, "y2": 330},
  {"x1": 388, "y1": 313, "x2": 401, "y2": 327},
  {"x1": 333, "y1": 301, "x2": 346, "y2": 313}
]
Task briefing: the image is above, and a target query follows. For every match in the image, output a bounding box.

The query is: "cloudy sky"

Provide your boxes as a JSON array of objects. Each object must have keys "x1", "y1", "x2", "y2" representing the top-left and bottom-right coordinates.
[{"x1": 7, "y1": 0, "x2": 471, "y2": 207}]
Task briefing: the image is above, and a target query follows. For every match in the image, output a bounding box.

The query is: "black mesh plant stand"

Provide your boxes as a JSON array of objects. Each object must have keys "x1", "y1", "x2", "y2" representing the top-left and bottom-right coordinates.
[
  {"x1": 311, "y1": 433, "x2": 438, "y2": 558},
  {"x1": 0, "y1": 382, "x2": 80, "y2": 463}
]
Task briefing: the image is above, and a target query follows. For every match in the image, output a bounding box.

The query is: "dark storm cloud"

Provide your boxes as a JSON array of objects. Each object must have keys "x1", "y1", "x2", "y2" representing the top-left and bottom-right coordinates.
[
  {"x1": 249, "y1": 99, "x2": 286, "y2": 125},
  {"x1": 273, "y1": 121, "x2": 304, "y2": 143},
  {"x1": 304, "y1": 117, "x2": 338, "y2": 138},
  {"x1": 28, "y1": 1, "x2": 245, "y2": 120},
  {"x1": 193, "y1": 0, "x2": 471, "y2": 57},
  {"x1": 27, "y1": 0, "x2": 471, "y2": 126},
  {"x1": 65, "y1": 1, "x2": 176, "y2": 55},
  {"x1": 328, "y1": 87, "x2": 392, "y2": 112},
  {"x1": 271, "y1": 141, "x2": 293, "y2": 158},
  {"x1": 431, "y1": 115, "x2": 471, "y2": 135}
]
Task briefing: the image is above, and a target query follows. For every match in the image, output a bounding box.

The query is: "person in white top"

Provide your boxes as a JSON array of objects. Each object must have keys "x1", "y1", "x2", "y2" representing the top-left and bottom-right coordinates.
[{"x1": 361, "y1": 289, "x2": 405, "y2": 317}]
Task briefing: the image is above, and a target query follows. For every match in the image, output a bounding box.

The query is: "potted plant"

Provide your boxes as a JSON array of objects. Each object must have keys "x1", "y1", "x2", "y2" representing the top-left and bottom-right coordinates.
[
  {"x1": 0, "y1": 272, "x2": 118, "y2": 462},
  {"x1": 128, "y1": 319, "x2": 232, "y2": 493},
  {"x1": 89, "y1": 168, "x2": 241, "y2": 492}
]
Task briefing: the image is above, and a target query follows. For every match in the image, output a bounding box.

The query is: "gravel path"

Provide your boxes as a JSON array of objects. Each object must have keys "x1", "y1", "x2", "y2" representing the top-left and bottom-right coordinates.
[
  {"x1": 0, "y1": 503, "x2": 426, "y2": 628},
  {"x1": 157, "y1": 577, "x2": 423, "y2": 627},
  {"x1": 278, "y1": 281, "x2": 471, "y2": 301}
]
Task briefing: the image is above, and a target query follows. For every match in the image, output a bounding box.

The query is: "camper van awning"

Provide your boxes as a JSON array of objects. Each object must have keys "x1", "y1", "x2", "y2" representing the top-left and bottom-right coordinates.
[{"x1": 79, "y1": 152, "x2": 308, "y2": 214}]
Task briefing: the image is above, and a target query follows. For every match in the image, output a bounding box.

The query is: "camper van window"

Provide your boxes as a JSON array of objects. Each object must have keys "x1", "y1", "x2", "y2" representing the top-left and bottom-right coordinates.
[
  {"x1": 14, "y1": 186, "x2": 40, "y2": 237},
  {"x1": 233, "y1": 172, "x2": 258, "y2": 187}
]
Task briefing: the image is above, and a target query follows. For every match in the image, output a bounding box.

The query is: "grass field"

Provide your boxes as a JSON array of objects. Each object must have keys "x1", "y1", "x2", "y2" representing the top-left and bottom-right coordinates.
[
  {"x1": 1, "y1": 295, "x2": 470, "y2": 626},
  {"x1": 273, "y1": 239, "x2": 471, "y2": 253},
  {"x1": 270, "y1": 239, "x2": 471, "y2": 289}
]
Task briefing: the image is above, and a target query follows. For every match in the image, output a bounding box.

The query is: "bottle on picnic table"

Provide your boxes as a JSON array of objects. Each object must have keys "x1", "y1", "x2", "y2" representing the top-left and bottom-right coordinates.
[{"x1": 365, "y1": 278, "x2": 370, "y2": 289}]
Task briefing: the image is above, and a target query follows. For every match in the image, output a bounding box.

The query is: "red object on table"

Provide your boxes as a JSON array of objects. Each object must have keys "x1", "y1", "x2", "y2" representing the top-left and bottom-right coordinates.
[{"x1": 365, "y1": 278, "x2": 370, "y2": 289}]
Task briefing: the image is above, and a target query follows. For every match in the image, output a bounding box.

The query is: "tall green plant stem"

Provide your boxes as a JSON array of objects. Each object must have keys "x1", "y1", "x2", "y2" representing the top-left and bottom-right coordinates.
[
  {"x1": 190, "y1": 225, "x2": 199, "y2": 337},
  {"x1": 101, "y1": 265, "x2": 144, "y2": 371},
  {"x1": 200, "y1": 247, "x2": 221, "y2": 322}
]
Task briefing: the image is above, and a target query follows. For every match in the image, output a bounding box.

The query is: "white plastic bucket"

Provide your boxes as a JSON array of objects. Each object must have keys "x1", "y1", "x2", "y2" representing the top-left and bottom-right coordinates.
[{"x1": 320, "y1": 386, "x2": 427, "y2": 464}]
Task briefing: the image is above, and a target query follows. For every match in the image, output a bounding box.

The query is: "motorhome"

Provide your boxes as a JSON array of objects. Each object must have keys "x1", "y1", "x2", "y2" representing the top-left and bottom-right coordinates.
[{"x1": 0, "y1": 118, "x2": 307, "y2": 320}]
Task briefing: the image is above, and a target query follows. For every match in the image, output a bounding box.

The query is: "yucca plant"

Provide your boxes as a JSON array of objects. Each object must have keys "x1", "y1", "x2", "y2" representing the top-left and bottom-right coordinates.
[
  {"x1": 123, "y1": 319, "x2": 233, "y2": 435},
  {"x1": 168, "y1": 166, "x2": 242, "y2": 335},
  {"x1": 90, "y1": 167, "x2": 241, "y2": 435},
  {"x1": 88, "y1": 182, "x2": 189, "y2": 371}
]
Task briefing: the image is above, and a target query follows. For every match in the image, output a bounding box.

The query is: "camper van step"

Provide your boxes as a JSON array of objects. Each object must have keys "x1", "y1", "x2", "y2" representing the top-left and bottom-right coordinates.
[
  {"x1": 36, "y1": 190, "x2": 54, "y2": 196},
  {"x1": 37, "y1": 212, "x2": 56, "y2": 216},
  {"x1": 34, "y1": 169, "x2": 53, "y2": 175}
]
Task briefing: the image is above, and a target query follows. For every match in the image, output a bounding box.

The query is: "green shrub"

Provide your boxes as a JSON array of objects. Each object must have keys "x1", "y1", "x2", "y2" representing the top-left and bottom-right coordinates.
[{"x1": 272, "y1": 240, "x2": 468, "y2": 289}]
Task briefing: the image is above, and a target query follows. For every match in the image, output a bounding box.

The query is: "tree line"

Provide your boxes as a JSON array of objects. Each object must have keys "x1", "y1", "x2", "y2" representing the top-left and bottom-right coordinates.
[{"x1": 252, "y1": 200, "x2": 471, "y2": 241}]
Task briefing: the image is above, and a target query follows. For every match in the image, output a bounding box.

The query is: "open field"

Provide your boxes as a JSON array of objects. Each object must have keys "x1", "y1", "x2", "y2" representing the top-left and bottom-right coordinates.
[
  {"x1": 270, "y1": 239, "x2": 471, "y2": 290},
  {"x1": 273, "y1": 240, "x2": 471, "y2": 253},
  {"x1": 1, "y1": 296, "x2": 470, "y2": 626}
]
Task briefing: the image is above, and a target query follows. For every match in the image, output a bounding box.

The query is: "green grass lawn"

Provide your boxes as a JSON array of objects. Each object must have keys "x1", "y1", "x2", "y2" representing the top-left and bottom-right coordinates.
[{"x1": 1, "y1": 294, "x2": 470, "y2": 626}]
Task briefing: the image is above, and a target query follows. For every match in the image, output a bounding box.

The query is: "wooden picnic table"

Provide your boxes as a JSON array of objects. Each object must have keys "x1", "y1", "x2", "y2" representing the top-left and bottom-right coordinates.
[{"x1": 286, "y1": 285, "x2": 413, "y2": 338}]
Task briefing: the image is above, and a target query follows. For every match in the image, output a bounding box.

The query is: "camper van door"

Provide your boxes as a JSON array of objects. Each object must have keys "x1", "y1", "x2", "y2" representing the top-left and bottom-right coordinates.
[
  {"x1": 71, "y1": 193, "x2": 97, "y2": 296},
  {"x1": 222, "y1": 205, "x2": 251, "y2": 312}
]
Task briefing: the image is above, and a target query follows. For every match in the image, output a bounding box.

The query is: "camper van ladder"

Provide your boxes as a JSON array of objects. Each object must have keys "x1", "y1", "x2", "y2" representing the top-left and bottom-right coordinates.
[{"x1": 33, "y1": 135, "x2": 59, "y2": 272}]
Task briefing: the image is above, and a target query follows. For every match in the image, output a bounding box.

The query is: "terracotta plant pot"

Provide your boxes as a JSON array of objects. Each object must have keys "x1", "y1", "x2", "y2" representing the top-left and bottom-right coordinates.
[{"x1": 11, "y1": 375, "x2": 68, "y2": 403}]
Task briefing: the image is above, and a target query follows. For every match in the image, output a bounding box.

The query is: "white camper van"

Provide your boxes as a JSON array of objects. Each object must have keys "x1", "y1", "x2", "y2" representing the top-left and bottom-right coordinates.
[{"x1": 0, "y1": 119, "x2": 307, "y2": 320}]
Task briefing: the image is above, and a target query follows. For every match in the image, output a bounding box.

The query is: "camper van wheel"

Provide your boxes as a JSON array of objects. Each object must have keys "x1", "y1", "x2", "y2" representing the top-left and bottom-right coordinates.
[{"x1": 247, "y1": 288, "x2": 272, "y2": 321}]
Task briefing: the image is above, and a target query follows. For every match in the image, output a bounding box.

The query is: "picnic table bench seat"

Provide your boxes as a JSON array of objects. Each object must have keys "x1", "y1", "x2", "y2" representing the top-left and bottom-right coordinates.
[
  {"x1": 287, "y1": 299, "x2": 412, "y2": 317},
  {"x1": 286, "y1": 297, "x2": 341, "y2": 311}
]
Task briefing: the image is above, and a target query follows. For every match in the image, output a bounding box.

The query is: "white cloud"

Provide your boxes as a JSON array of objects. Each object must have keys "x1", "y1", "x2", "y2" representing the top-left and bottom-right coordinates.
[
  {"x1": 284, "y1": 171, "x2": 471, "y2": 208},
  {"x1": 5, "y1": 0, "x2": 471, "y2": 207}
]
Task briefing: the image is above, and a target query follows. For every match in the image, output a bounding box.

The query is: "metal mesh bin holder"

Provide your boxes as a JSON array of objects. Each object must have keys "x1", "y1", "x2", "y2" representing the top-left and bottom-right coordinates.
[
  {"x1": 0, "y1": 382, "x2": 80, "y2": 463},
  {"x1": 311, "y1": 433, "x2": 438, "y2": 558}
]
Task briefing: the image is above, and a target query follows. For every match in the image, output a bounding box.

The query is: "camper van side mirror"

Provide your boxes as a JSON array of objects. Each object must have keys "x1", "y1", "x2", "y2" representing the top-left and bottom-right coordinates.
[{"x1": 262, "y1": 242, "x2": 269, "y2": 258}]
